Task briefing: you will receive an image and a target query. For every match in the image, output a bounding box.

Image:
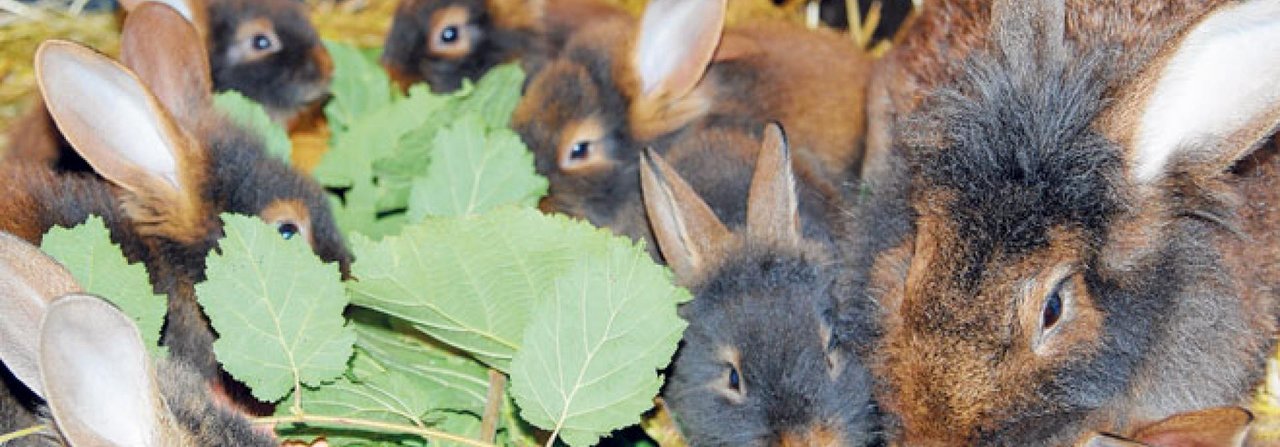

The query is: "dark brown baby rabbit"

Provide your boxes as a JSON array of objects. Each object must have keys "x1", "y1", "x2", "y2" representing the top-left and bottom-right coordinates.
[
  {"x1": 513, "y1": 0, "x2": 870, "y2": 232},
  {"x1": 851, "y1": 0, "x2": 1280, "y2": 445},
  {"x1": 6, "y1": 0, "x2": 332, "y2": 169},
  {"x1": 648, "y1": 125, "x2": 880, "y2": 446},
  {"x1": 0, "y1": 232, "x2": 278, "y2": 447},
  {"x1": 382, "y1": 0, "x2": 627, "y2": 92},
  {"x1": 1, "y1": 3, "x2": 350, "y2": 403}
]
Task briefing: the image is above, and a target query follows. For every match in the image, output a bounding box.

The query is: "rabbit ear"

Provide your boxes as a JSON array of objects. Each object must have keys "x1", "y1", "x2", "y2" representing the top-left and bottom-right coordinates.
[
  {"x1": 746, "y1": 123, "x2": 801, "y2": 246},
  {"x1": 1077, "y1": 434, "x2": 1144, "y2": 447},
  {"x1": 120, "y1": 1, "x2": 214, "y2": 129},
  {"x1": 1130, "y1": 407, "x2": 1252, "y2": 447},
  {"x1": 119, "y1": 0, "x2": 199, "y2": 24},
  {"x1": 39, "y1": 294, "x2": 184, "y2": 447},
  {"x1": 36, "y1": 40, "x2": 210, "y2": 243},
  {"x1": 0, "y1": 232, "x2": 82, "y2": 398},
  {"x1": 632, "y1": 0, "x2": 725, "y2": 99},
  {"x1": 640, "y1": 148, "x2": 731, "y2": 281},
  {"x1": 1107, "y1": 0, "x2": 1280, "y2": 184}
]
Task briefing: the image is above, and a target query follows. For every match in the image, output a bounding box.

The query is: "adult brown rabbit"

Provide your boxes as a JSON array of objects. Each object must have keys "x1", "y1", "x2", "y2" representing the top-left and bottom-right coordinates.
[
  {"x1": 0, "y1": 232, "x2": 280, "y2": 447},
  {"x1": 0, "y1": 3, "x2": 350, "y2": 405},
  {"x1": 381, "y1": 0, "x2": 627, "y2": 92},
  {"x1": 644, "y1": 125, "x2": 880, "y2": 446},
  {"x1": 512, "y1": 0, "x2": 870, "y2": 233},
  {"x1": 6, "y1": 0, "x2": 332, "y2": 169},
  {"x1": 847, "y1": 0, "x2": 1280, "y2": 445}
]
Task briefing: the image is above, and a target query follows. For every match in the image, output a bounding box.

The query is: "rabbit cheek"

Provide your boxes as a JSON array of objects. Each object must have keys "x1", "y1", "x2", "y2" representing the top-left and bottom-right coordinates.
[
  {"x1": 228, "y1": 18, "x2": 282, "y2": 66},
  {"x1": 259, "y1": 199, "x2": 314, "y2": 247},
  {"x1": 778, "y1": 425, "x2": 845, "y2": 447}
]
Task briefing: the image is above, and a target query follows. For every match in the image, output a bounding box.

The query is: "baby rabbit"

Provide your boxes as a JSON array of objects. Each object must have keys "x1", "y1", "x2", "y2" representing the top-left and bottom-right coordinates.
[
  {"x1": 851, "y1": 0, "x2": 1280, "y2": 445},
  {"x1": 648, "y1": 125, "x2": 880, "y2": 446},
  {"x1": 6, "y1": 0, "x2": 331, "y2": 168},
  {"x1": 513, "y1": 0, "x2": 870, "y2": 232},
  {"x1": 1, "y1": 3, "x2": 350, "y2": 400},
  {"x1": 0, "y1": 231, "x2": 277, "y2": 447},
  {"x1": 382, "y1": 0, "x2": 627, "y2": 92}
]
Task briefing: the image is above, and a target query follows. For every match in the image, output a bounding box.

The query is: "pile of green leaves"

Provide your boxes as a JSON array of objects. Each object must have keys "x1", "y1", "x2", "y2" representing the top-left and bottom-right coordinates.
[{"x1": 33, "y1": 41, "x2": 690, "y2": 447}]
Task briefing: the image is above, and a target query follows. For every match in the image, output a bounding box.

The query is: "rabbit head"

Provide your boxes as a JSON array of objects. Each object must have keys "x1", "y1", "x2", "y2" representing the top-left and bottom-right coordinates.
[
  {"x1": 866, "y1": 1, "x2": 1280, "y2": 445},
  {"x1": 513, "y1": 0, "x2": 735, "y2": 221},
  {"x1": 648, "y1": 125, "x2": 879, "y2": 446},
  {"x1": 121, "y1": 0, "x2": 333, "y2": 125},
  {"x1": 0, "y1": 232, "x2": 275, "y2": 446},
  {"x1": 382, "y1": 0, "x2": 544, "y2": 92}
]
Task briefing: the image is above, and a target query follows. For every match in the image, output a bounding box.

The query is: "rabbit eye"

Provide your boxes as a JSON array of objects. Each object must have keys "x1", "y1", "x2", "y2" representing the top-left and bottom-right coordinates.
[
  {"x1": 252, "y1": 34, "x2": 273, "y2": 51},
  {"x1": 277, "y1": 222, "x2": 301, "y2": 240},
  {"x1": 569, "y1": 141, "x2": 591, "y2": 160},
  {"x1": 727, "y1": 366, "x2": 741, "y2": 392},
  {"x1": 1042, "y1": 280, "x2": 1065, "y2": 329},
  {"x1": 441, "y1": 25, "x2": 460, "y2": 44}
]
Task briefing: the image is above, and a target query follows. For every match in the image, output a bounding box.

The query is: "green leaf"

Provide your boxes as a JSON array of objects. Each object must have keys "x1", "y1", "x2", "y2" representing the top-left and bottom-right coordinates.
[
  {"x1": 510, "y1": 238, "x2": 689, "y2": 446},
  {"x1": 40, "y1": 216, "x2": 167, "y2": 357},
  {"x1": 314, "y1": 85, "x2": 450, "y2": 190},
  {"x1": 213, "y1": 91, "x2": 292, "y2": 163},
  {"x1": 323, "y1": 40, "x2": 393, "y2": 132},
  {"x1": 197, "y1": 214, "x2": 354, "y2": 403},
  {"x1": 407, "y1": 115, "x2": 546, "y2": 220},
  {"x1": 348, "y1": 208, "x2": 610, "y2": 370},
  {"x1": 352, "y1": 317, "x2": 491, "y2": 413},
  {"x1": 453, "y1": 63, "x2": 525, "y2": 129}
]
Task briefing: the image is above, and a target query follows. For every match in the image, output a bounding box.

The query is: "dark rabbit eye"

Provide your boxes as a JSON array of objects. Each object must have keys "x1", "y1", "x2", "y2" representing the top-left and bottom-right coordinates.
[
  {"x1": 252, "y1": 34, "x2": 273, "y2": 51},
  {"x1": 569, "y1": 141, "x2": 591, "y2": 160},
  {"x1": 441, "y1": 25, "x2": 460, "y2": 43},
  {"x1": 727, "y1": 366, "x2": 741, "y2": 392},
  {"x1": 277, "y1": 222, "x2": 300, "y2": 240},
  {"x1": 1042, "y1": 280, "x2": 1065, "y2": 329}
]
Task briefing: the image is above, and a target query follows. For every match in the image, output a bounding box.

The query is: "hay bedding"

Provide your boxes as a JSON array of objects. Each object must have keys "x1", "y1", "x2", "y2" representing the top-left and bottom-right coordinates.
[{"x1": 1, "y1": 0, "x2": 1278, "y2": 442}]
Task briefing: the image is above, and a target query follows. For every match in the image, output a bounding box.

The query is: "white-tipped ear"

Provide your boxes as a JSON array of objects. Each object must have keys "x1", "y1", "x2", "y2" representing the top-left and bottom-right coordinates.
[
  {"x1": 1127, "y1": 0, "x2": 1280, "y2": 183},
  {"x1": 119, "y1": 0, "x2": 197, "y2": 23},
  {"x1": 0, "y1": 232, "x2": 82, "y2": 398},
  {"x1": 40, "y1": 295, "x2": 168, "y2": 447},
  {"x1": 35, "y1": 40, "x2": 186, "y2": 194},
  {"x1": 633, "y1": 0, "x2": 726, "y2": 99}
]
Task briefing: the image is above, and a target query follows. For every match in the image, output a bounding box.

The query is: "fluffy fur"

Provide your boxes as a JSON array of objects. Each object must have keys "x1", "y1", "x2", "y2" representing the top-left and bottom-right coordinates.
[{"x1": 854, "y1": 1, "x2": 1279, "y2": 445}]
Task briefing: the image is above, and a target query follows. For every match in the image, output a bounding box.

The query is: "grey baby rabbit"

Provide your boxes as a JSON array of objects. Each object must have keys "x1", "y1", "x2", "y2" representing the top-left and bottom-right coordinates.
[{"x1": 646, "y1": 125, "x2": 880, "y2": 446}]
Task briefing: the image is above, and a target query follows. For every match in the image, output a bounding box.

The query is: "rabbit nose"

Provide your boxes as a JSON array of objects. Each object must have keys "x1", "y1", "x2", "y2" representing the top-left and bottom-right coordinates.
[{"x1": 776, "y1": 425, "x2": 845, "y2": 447}]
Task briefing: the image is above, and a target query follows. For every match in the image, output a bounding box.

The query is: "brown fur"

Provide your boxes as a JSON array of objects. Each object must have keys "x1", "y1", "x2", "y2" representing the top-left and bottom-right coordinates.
[{"x1": 859, "y1": 1, "x2": 1277, "y2": 445}]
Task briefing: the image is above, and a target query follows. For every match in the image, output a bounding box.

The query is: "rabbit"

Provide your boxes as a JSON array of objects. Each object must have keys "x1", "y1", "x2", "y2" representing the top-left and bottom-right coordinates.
[
  {"x1": 0, "y1": 231, "x2": 278, "y2": 446},
  {"x1": 512, "y1": 0, "x2": 871, "y2": 235},
  {"x1": 1076, "y1": 407, "x2": 1253, "y2": 447},
  {"x1": 5, "y1": 0, "x2": 332, "y2": 169},
  {"x1": 645, "y1": 124, "x2": 880, "y2": 446},
  {"x1": 0, "y1": 2, "x2": 351, "y2": 407},
  {"x1": 381, "y1": 0, "x2": 628, "y2": 92},
  {"x1": 841, "y1": 0, "x2": 1280, "y2": 445}
]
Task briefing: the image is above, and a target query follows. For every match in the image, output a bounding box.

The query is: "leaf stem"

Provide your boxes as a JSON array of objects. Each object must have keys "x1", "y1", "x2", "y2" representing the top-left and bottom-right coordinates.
[
  {"x1": 257, "y1": 414, "x2": 496, "y2": 447},
  {"x1": 0, "y1": 425, "x2": 47, "y2": 443},
  {"x1": 480, "y1": 369, "x2": 507, "y2": 443}
]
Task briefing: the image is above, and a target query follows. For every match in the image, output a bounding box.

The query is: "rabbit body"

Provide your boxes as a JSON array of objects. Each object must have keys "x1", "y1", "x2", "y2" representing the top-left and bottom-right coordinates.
[
  {"x1": 514, "y1": 0, "x2": 870, "y2": 238},
  {"x1": 848, "y1": 0, "x2": 1280, "y2": 445},
  {"x1": 0, "y1": 3, "x2": 350, "y2": 410}
]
